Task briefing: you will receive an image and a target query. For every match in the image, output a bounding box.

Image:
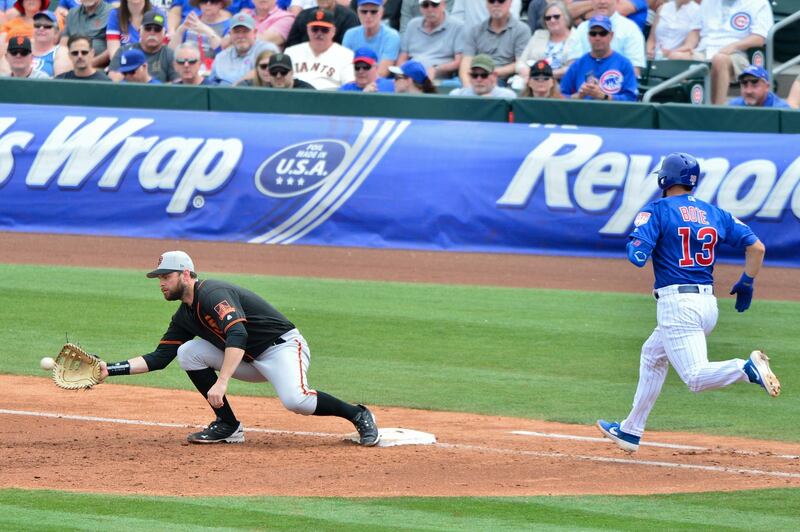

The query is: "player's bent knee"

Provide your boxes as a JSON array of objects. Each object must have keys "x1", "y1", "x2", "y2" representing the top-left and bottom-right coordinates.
[
  {"x1": 280, "y1": 392, "x2": 316, "y2": 415},
  {"x1": 177, "y1": 340, "x2": 209, "y2": 371},
  {"x1": 684, "y1": 373, "x2": 705, "y2": 393}
]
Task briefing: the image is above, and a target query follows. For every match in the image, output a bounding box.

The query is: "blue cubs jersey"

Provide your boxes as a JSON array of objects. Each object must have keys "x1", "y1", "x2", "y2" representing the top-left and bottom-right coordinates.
[
  {"x1": 629, "y1": 194, "x2": 758, "y2": 289},
  {"x1": 560, "y1": 51, "x2": 638, "y2": 101}
]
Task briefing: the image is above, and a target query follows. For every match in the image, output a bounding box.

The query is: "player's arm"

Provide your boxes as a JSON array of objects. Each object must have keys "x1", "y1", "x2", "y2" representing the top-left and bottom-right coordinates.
[
  {"x1": 99, "y1": 318, "x2": 190, "y2": 380},
  {"x1": 202, "y1": 290, "x2": 249, "y2": 406},
  {"x1": 743, "y1": 238, "x2": 766, "y2": 279},
  {"x1": 626, "y1": 207, "x2": 658, "y2": 266},
  {"x1": 626, "y1": 238, "x2": 654, "y2": 267}
]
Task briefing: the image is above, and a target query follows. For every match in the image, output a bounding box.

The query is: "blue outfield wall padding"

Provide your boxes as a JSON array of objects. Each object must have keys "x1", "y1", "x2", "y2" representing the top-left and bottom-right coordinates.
[{"x1": 1, "y1": 103, "x2": 798, "y2": 266}]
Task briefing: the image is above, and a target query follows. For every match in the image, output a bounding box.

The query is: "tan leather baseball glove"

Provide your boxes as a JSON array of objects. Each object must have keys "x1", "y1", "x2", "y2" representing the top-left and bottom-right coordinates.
[{"x1": 53, "y1": 343, "x2": 103, "y2": 390}]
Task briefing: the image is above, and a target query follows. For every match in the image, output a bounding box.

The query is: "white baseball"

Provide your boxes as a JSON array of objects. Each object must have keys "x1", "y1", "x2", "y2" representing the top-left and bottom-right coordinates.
[{"x1": 40, "y1": 357, "x2": 55, "y2": 371}]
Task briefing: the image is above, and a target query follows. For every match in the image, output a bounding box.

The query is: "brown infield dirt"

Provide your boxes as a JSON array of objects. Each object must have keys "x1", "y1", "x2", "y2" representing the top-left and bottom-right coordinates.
[{"x1": 1, "y1": 232, "x2": 798, "y2": 497}]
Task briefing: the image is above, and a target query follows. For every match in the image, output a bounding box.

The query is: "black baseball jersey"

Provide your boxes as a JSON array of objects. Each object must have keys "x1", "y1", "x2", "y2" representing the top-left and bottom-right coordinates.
[{"x1": 142, "y1": 279, "x2": 295, "y2": 370}]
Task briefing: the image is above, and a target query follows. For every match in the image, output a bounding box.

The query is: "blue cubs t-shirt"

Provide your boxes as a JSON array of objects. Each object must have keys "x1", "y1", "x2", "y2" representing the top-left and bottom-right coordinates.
[
  {"x1": 339, "y1": 77, "x2": 395, "y2": 92},
  {"x1": 629, "y1": 194, "x2": 758, "y2": 289},
  {"x1": 560, "y1": 51, "x2": 638, "y2": 101}
]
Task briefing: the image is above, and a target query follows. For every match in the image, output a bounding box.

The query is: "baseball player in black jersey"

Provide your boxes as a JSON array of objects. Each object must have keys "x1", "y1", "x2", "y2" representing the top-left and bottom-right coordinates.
[{"x1": 99, "y1": 251, "x2": 380, "y2": 446}]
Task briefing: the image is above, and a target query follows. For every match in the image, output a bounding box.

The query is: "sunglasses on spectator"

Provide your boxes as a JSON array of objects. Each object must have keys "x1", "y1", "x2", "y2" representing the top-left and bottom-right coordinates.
[
  {"x1": 270, "y1": 68, "x2": 291, "y2": 76},
  {"x1": 739, "y1": 77, "x2": 763, "y2": 86},
  {"x1": 33, "y1": 23, "x2": 54, "y2": 29},
  {"x1": 530, "y1": 75, "x2": 552, "y2": 81},
  {"x1": 122, "y1": 70, "x2": 138, "y2": 76},
  {"x1": 198, "y1": 0, "x2": 222, "y2": 3},
  {"x1": 310, "y1": 26, "x2": 331, "y2": 34},
  {"x1": 70, "y1": 49, "x2": 91, "y2": 56},
  {"x1": 176, "y1": 58, "x2": 199, "y2": 65},
  {"x1": 354, "y1": 63, "x2": 372, "y2": 71},
  {"x1": 9, "y1": 50, "x2": 31, "y2": 57},
  {"x1": 358, "y1": 8, "x2": 379, "y2": 15},
  {"x1": 589, "y1": 30, "x2": 610, "y2": 37},
  {"x1": 487, "y1": 0, "x2": 506, "y2": 4},
  {"x1": 469, "y1": 71, "x2": 490, "y2": 79},
  {"x1": 143, "y1": 24, "x2": 163, "y2": 32},
  {"x1": 419, "y1": 1, "x2": 439, "y2": 7},
  {"x1": 544, "y1": 14, "x2": 560, "y2": 21}
]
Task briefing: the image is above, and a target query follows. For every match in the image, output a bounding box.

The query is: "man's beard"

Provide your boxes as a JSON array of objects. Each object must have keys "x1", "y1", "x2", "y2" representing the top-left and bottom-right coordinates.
[{"x1": 164, "y1": 281, "x2": 185, "y2": 301}]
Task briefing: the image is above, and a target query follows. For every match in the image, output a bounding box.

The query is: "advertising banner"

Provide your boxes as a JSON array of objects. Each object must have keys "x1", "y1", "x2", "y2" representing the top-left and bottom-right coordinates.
[{"x1": 1, "y1": 104, "x2": 798, "y2": 266}]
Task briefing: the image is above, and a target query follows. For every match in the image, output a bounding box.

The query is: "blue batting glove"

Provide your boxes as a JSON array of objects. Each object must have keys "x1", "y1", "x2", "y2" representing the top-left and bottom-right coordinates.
[{"x1": 729, "y1": 273, "x2": 754, "y2": 312}]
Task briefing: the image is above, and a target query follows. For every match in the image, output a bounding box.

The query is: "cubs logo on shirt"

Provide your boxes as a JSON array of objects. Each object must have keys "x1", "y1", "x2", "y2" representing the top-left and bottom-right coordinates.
[
  {"x1": 730, "y1": 12, "x2": 751, "y2": 31},
  {"x1": 599, "y1": 70, "x2": 623, "y2": 94}
]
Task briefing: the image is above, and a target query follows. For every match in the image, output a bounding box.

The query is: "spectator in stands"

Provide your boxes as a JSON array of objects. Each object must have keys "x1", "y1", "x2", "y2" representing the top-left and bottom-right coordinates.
[
  {"x1": 389, "y1": 58, "x2": 436, "y2": 92},
  {"x1": 788, "y1": 75, "x2": 800, "y2": 110},
  {"x1": 398, "y1": 0, "x2": 453, "y2": 33},
  {"x1": 56, "y1": 34, "x2": 112, "y2": 80},
  {"x1": 55, "y1": 0, "x2": 116, "y2": 25},
  {"x1": 170, "y1": 0, "x2": 232, "y2": 76},
  {"x1": 1, "y1": 35, "x2": 49, "y2": 77},
  {"x1": 263, "y1": 51, "x2": 316, "y2": 87},
  {"x1": 564, "y1": 0, "x2": 645, "y2": 75},
  {"x1": 343, "y1": 0, "x2": 399, "y2": 77},
  {"x1": 288, "y1": 0, "x2": 314, "y2": 16},
  {"x1": 286, "y1": 0, "x2": 358, "y2": 47},
  {"x1": 397, "y1": 0, "x2": 462, "y2": 82},
  {"x1": 460, "y1": 0, "x2": 530, "y2": 88},
  {"x1": 646, "y1": 0, "x2": 700, "y2": 60},
  {"x1": 285, "y1": 9, "x2": 355, "y2": 88},
  {"x1": 451, "y1": 53, "x2": 516, "y2": 96},
  {"x1": 728, "y1": 65, "x2": 790, "y2": 108},
  {"x1": 173, "y1": 41, "x2": 215, "y2": 83},
  {"x1": 673, "y1": 0, "x2": 773, "y2": 105},
  {"x1": 62, "y1": 0, "x2": 112, "y2": 67},
  {"x1": 249, "y1": 0, "x2": 295, "y2": 49},
  {"x1": 235, "y1": 47, "x2": 273, "y2": 84},
  {"x1": 209, "y1": 12, "x2": 277, "y2": 84},
  {"x1": 521, "y1": 58, "x2": 561, "y2": 97},
  {"x1": 2, "y1": 0, "x2": 43, "y2": 40},
  {"x1": 560, "y1": 15, "x2": 637, "y2": 101},
  {"x1": 450, "y1": 0, "x2": 522, "y2": 31},
  {"x1": 118, "y1": 46, "x2": 160, "y2": 81},
  {"x1": 106, "y1": 0, "x2": 157, "y2": 62},
  {"x1": 339, "y1": 46, "x2": 394, "y2": 91},
  {"x1": 109, "y1": 11, "x2": 178, "y2": 82},
  {"x1": 31, "y1": 11, "x2": 70, "y2": 77},
  {"x1": 517, "y1": 1, "x2": 572, "y2": 80}
]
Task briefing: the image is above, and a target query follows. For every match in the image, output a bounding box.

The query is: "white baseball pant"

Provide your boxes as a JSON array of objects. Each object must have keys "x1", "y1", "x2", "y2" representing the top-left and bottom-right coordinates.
[
  {"x1": 620, "y1": 285, "x2": 749, "y2": 437},
  {"x1": 177, "y1": 328, "x2": 318, "y2": 415}
]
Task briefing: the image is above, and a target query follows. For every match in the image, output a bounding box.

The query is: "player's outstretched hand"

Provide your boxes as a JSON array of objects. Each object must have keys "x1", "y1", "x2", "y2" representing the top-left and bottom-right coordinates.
[{"x1": 729, "y1": 273, "x2": 755, "y2": 312}]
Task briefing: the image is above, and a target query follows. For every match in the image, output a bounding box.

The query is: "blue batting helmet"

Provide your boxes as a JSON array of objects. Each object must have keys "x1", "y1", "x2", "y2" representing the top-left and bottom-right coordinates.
[{"x1": 656, "y1": 152, "x2": 700, "y2": 191}]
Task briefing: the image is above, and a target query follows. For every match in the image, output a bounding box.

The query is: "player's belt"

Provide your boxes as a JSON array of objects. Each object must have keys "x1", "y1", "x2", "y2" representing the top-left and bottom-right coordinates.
[
  {"x1": 654, "y1": 285, "x2": 713, "y2": 300},
  {"x1": 243, "y1": 336, "x2": 288, "y2": 363}
]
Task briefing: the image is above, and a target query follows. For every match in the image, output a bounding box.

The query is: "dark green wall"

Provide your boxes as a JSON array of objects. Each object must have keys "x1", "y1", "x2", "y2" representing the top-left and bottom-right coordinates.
[{"x1": 1, "y1": 78, "x2": 796, "y2": 133}]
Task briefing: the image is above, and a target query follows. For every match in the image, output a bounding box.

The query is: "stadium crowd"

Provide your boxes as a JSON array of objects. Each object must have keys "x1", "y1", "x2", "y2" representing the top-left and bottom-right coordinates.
[{"x1": 0, "y1": 0, "x2": 797, "y2": 107}]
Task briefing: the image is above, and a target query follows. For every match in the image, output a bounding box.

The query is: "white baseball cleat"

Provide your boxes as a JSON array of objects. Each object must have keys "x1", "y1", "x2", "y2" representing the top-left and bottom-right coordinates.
[{"x1": 744, "y1": 350, "x2": 781, "y2": 397}]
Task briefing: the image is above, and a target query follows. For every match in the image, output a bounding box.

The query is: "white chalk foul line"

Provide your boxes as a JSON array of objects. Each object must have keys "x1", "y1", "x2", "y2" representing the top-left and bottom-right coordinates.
[
  {"x1": 438, "y1": 443, "x2": 800, "y2": 480},
  {"x1": 3, "y1": 409, "x2": 799, "y2": 479},
  {"x1": 511, "y1": 430, "x2": 800, "y2": 461},
  {"x1": 0, "y1": 409, "x2": 340, "y2": 438}
]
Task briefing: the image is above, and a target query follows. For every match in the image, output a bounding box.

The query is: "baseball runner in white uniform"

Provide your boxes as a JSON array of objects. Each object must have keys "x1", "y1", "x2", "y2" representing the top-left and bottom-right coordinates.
[{"x1": 597, "y1": 153, "x2": 781, "y2": 453}]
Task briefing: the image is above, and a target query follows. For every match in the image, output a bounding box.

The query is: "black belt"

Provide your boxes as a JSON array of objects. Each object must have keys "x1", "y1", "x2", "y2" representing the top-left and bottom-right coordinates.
[
  {"x1": 654, "y1": 285, "x2": 701, "y2": 300},
  {"x1": 244, "y1": 336, "x2": 287, "y2": 363}
]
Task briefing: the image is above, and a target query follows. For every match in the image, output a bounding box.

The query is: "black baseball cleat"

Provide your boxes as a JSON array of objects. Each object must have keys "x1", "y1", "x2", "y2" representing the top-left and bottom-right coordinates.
[
  {"x1": 187, "y1": 418, "x2": 244, "y2": 444},
  {"x1": 352, "y1": 405, "x2": 380, "y2": 447}
]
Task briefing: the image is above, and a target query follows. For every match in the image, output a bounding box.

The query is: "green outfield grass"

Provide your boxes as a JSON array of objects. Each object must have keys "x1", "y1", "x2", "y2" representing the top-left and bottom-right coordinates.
[
  {"x1": 2, "y1": 488, "x2": 799, "y2": 531},
  {"x1": 1, "y1": 263, "x2": 798, "y2": 530}
]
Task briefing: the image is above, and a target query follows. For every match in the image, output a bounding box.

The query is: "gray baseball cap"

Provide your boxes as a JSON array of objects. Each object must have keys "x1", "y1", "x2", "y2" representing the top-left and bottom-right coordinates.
[{"x1": 146, "y1": 251, "x2": 195, "y2": 278}]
